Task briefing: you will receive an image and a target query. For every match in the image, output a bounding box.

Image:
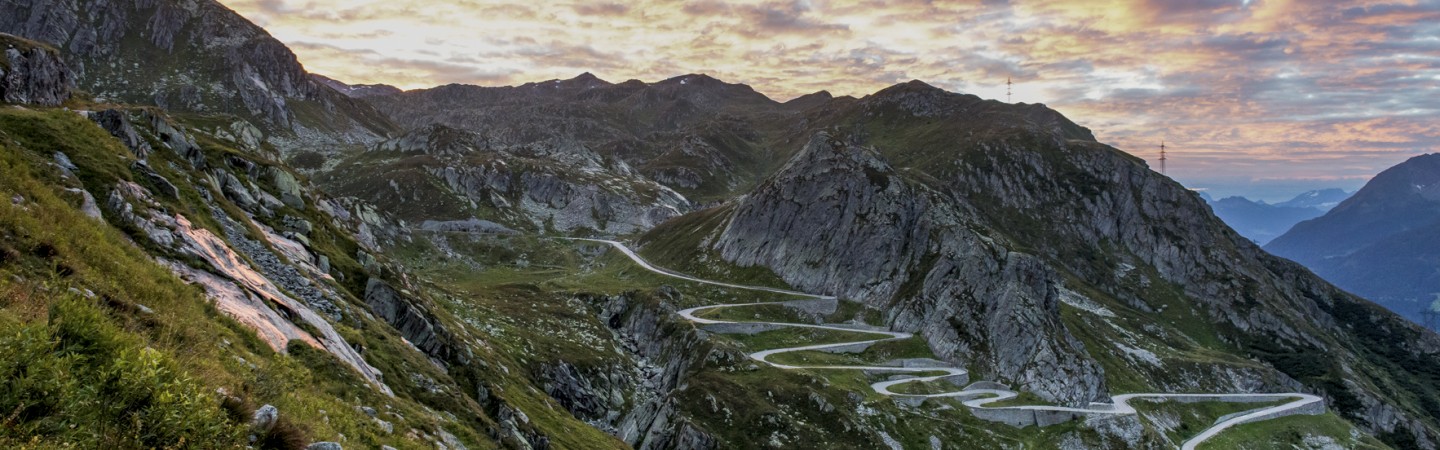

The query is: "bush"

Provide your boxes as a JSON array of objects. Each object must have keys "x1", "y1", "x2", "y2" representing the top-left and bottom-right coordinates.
[{"x1": 0, "y1": 297, "x2": 242, "y2": 448}]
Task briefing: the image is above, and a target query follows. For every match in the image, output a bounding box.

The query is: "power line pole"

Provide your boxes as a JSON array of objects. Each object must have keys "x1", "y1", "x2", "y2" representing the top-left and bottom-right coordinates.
[
  {"x1": 1423, "y1": 302, "x2": 1439, "y2": 331},
  {"x1": 1160, "y1": 140, "x2": 1168, "y2": 175}
]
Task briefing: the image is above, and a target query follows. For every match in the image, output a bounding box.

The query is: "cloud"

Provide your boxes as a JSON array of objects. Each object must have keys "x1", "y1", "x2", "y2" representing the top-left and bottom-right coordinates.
[{"x1": 572, "y1": 2, "x2": 630, "y2": 16}]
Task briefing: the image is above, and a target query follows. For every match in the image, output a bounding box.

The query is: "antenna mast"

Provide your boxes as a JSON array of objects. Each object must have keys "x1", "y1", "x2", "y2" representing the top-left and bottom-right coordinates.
[
  {"x1": 1424, "y1": 300, "x2": 1439, "y2": 331},
  {"x1": 1159, "y1": 140, "x2": 1168, "y2": 175},
  {"x1": 1006, "y1": 76, "x2": 1013, "y2": 103}
]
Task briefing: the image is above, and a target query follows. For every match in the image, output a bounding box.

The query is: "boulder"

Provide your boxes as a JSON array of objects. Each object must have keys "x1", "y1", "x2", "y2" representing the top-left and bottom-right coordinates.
[
  {"x1": 269, "y1": 167, "x2": 305, "y2": 209},
  {"x1": 90, "y1": 109, "x2": 152, "y2": 159},
  {"x1": 250, "y1": 404, "x2": 278, "y2": 432},
  {"x1": 363, "y1": 278, "x2": 452, "y2": 361}
]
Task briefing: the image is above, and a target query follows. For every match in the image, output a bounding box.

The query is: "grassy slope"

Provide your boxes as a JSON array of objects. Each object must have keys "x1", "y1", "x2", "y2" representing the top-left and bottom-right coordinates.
[
  {"x1": 0, "y1": 108, "x2": 489, "y2": 448},
  {"x1": 1131, "y1": 399, "x2": 1286, "y2": 444},
  {"x1": 1196, "y1": 413, "x2": 1389, "y2": 450},
  {"x1": 636, "y1": 204, "x2": 795, "y2": 290}
]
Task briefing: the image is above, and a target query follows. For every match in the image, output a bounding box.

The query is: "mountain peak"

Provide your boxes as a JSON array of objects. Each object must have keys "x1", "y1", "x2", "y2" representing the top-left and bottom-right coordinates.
[
  {"x1": 562, "y1": 72, "x2": 610, "y2": 88},
  {"x1": 659, "y1": 73, "x2": 727, "y2": 87},
  {"x1": 311, "y1": 74, "x2": 402, "y2": 98},
  {"x1": 782, "y1": 90, "x2": 835, "y2": 109}
]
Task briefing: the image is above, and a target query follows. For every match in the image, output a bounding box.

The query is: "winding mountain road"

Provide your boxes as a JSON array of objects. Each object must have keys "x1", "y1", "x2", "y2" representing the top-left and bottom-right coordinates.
[{"x1": 572, "y1": 238, "x2": 1325, "y2": 450}]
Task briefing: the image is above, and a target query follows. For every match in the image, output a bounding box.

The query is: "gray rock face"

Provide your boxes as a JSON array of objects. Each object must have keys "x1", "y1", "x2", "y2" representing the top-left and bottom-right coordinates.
[
  {"x1": 0, "y1": 34, "x2": 72, "y2": 106},
  {"x1": 581, "y1": 293, "x2": 723, "y2": 449},
  {"x1": 217, "y1": 170, "x2": 259, "y2": 210},
  {"x1": 330, "y1": 124, "x2": 689, "y2": 234},
  {"x1": 418, "y1": 218, "x2": 517, "y2": 235},
  {"x1": 269, "y1": 167, "x2": 305, "y2": 209},
  {"x1": 305, "y1": 443, "x2": 342, "y2": 450},
  {"x1": 0, "y1": 0, "x2": 395, "y2": 151},
  {"x1": 131, "y1": 161, "x2": 177, "y2": 199},
  {"x1": 89, "y1": 109, "x2": 151, "y2": 159},
  {"x1": 711, "y1": 132, "x2": 1106, "y2": 405},
  {"x1": 363, "y1": 277, "x2": 454, "y2": 361},
  {"x1": 143, "y1": 110, "x2": 205, "y2": 168}
]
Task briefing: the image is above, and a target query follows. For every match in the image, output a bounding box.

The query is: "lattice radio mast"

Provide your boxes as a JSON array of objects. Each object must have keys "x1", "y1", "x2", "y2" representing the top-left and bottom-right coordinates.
[
  {"x1": 1160, "y1": 140, "x2": 1168, "y2": 175},
  {"x1": 1423, "y1": 307, "x2": 1439, "y2": 332},
  {"x1": 1007, "y1": 76, "x2": 1013, "y2": 103}
]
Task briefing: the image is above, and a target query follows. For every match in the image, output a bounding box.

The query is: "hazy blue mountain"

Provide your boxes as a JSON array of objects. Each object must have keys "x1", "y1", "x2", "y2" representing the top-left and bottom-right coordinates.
[
  {"x1": 1205, "y1": 189, "x2": 1350, "y2": 245},
  {"x1": 1276, "y1": 188, "x2": 1352, "y2": 211},
  {"x1": 1268, "y1": 154, "x2": 1440, "y2": 325}
]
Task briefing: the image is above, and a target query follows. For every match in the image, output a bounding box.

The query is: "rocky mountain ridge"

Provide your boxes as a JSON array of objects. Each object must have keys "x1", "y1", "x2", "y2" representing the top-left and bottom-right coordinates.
[
  {"x1": 712, "y1": 132, "x2": 1108, "y2": 404},
  {"x1": 645, "y1": 80, "x2": 1440, "y2": 447},
  {"x1": 1200, "y1": 188, "x2": 1350, "y2": 245},
  {"x1": 0, "y1": 0, "x2": 397, "y2": 151}
]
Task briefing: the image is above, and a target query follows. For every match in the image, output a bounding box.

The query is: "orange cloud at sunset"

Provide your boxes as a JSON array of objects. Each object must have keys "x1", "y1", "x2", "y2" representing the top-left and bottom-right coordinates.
[{"x1": 219, "y1": 0, "x2": 1440, "y2": 200}]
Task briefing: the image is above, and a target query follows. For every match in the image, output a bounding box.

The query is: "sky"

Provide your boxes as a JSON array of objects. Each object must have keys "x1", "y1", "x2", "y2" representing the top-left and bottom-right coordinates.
[{"x1": 219, "y1": 0, "x2": 1440, "y2": 201}]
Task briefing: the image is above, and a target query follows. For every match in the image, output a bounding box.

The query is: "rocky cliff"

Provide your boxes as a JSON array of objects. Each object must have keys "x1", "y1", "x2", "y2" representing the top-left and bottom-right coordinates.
[
  {"x1": 0, "y1": 33, "x2": 71, "y2": 106},
  {"x1": 658, "y1": 81, "x2": 1440, "y2": 447},
  {"x1": 323, "y1": 124, "x2": 690, "y2": 234},
  {"x1": 712, "y1": 132, "x2": 1107, "y2": 404},
  {"x1": 0, "y1": 0, "x2": 396, "y2": 151}
]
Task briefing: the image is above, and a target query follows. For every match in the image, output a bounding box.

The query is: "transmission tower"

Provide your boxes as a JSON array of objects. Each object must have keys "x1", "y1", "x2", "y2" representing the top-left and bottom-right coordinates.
[
  {"x1": 1007, "y1": 76, "x2": 1013, "y2": 103},
  {"x1": 1423, "y1": 308, "x2": 1439, "y2": 332},
  {"x1": 1159, "y1": 140, "x2": 1168, "y2": 175}
]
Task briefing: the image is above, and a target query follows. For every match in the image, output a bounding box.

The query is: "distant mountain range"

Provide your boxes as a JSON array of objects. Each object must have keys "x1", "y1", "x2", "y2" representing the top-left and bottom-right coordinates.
[
  {"x1": 1268, "y1": 154, "x2": 1440, "y2": 325},
  {"x1": 1203, "y1": 189, "x2": 1351, "y2": 245}
]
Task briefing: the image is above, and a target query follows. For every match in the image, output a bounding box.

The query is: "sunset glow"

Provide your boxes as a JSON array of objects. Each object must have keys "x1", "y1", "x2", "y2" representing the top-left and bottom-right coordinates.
[{"x1": 220, "y1": 0, "x2": 1440, "y2": 200}]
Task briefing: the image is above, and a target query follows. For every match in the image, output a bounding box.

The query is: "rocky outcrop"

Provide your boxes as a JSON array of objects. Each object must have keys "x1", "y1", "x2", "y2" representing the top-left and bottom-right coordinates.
[
  {"x1": 534, "y1": 291, "x2": 721, "y2": 450},
  {"x1": 328, "y1": 124, "x2": 690, "y2": 234},
  {"x1": 88, "y1": 109, "x2": 151, "y2": 159},
  {"x1": 363, "y1": 278, "x2": 455, "y2": 362},
  {"x1": 711, "y1": 132, "x2": 1107, "y2": 405},
  {"x1": 0, "y1": 0, "x2": 395, "y2": 150},
  {"x1": 105, "y1": 180, "x2": 391, "y2": 395},
  {"x1": 0, "y1": 33, "x2": 72, "y2": 106}
]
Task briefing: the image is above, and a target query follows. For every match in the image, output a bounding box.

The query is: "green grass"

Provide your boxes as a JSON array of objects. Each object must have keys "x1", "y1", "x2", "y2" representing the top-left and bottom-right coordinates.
[
  {"x1": 0, "y1": 296, "x2": 240, "y2": 448},
  {"x1": 882, "y1": 378, "x2": 968, "y2": 396},
  {"x1": 693, "y1": 303, "x2": 811, "y2": 323},
  {"x1": 1195, "y1": 413, "x2": 1388, "y2": 450},
  {"x1": 720, "y1": 327, "x2": 891, "y2": 352},
  {"x1": 636, "y1": 204, "x2": 794, "y2": 290},
  {"x1": 0, "y1": 107, "x2": 515, "y2": 449},
  {"x1": 976, "y1": 391, "x2": 1054, "y2": 408},
  {"x1": 1131, "y1": 398, "x2": 1287, "y2": 444},
  {"x1": 694, "y1": 299, "x2": 885, "y2": 327},
  {"x1": 766, "y1": 337, "x2": 936, "y2": 366}
]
